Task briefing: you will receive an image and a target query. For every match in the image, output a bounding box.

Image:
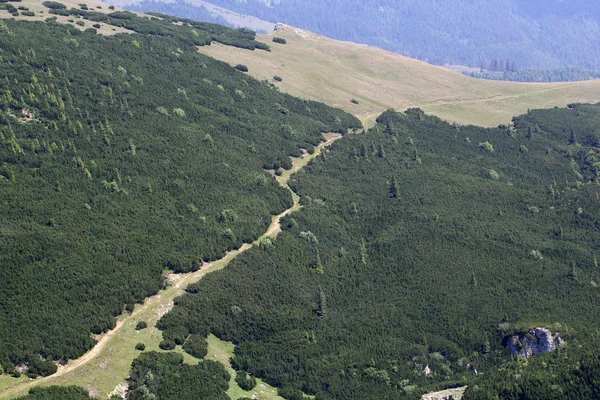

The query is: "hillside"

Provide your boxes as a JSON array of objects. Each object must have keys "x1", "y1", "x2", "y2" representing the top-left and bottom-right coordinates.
[
  {"x1": 197, "y1": 24, "x2": 600, "y2": 127},
  {"x1": 1, "y1": 3, "x2": 600, "y2": 400},
  {"x1": 0, "y1": 7, "x2": 359, "y2": 388},
  {"x1": 158, "y1": 104, "x2": 600, "y2": 399},
  {"x1": 120, "y1": 0, "x2": 275, "y2": 33},
  {"x1": 114, "y1": 0, "x2": 600, "y2": 71}
]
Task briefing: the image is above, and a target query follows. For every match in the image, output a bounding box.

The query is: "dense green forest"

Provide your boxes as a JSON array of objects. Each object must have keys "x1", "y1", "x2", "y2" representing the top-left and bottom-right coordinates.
[
  {"x1": 128, "y1": 352, "x2": 231, "y2": 399},
  {"x1": 465, "y1": 67, "x2": 600, "y2": 83},
  {"x1": 463, "y1": 337, "x2": 600, "y2": 399},
  {"x1": 157, "y1": 104, "x2": 600, "y2": 398},
  {"x1": 0, "y1": 15, "x2": 359, "y2": 375},
  {"x1": 125, "y1": 0, "x2": 600, "y2": 71},
  {"x1": 16, "y1": 386, "x2": 92, "y2": 400}
]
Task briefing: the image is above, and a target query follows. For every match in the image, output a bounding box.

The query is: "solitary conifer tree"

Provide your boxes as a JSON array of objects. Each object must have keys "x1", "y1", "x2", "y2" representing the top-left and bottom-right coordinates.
[
  {"x1": 390, "y1": 176, "x2": 398, "y2": 198},
  {"x1": 569, "y1": 129, "x2": 577, "y2": 145}
]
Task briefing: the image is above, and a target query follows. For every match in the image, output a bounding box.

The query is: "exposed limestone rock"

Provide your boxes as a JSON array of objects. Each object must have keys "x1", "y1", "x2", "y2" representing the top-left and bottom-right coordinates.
[
  {"x1": 505, "y1": 328, "x2": 564, "y2": 358},
  {"x1": 423, "y1": 364, "x2": 432, "y2": 376}
]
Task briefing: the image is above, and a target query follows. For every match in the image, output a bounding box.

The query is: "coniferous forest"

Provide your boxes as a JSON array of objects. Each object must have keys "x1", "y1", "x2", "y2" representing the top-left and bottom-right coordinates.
[
  {"x1": 157, "y1": 105, "x2": 600, "y2": 399},
  {"x1": 2, "y1": 3, "x2": 600, "y2": 400},
  {"x1": 0, "y1": 14, "x2": 358, "y2": 375}
]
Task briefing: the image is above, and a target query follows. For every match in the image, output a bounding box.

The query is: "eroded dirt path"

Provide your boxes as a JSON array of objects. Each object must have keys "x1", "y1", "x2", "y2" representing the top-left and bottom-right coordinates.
[{"x1": 0, "y1": 132, "x2": 342, "y2": 399}]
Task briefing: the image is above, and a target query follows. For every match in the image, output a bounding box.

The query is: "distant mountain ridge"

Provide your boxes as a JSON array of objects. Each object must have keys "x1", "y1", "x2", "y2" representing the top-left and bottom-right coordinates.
[{"x1": 119, "y1": 0, "x2": 600, "y2": 70}]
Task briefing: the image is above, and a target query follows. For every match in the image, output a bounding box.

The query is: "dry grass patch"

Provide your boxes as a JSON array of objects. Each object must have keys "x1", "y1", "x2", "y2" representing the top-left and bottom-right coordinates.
[{"x1": 199, "y1": 24, "x2": 600, "y2": 127}]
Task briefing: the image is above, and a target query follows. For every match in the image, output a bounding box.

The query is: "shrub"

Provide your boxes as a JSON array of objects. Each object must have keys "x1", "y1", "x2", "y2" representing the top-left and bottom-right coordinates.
[
  {"x1": 351, "y1": 99, "x2": 360, "y2": 104},
  {"x1": 235, "y1": 64, "x2": 248, "y2": 72},
  {"x1": 75, "y1": 21, "x2": 84, "y2": 26},
  {"x1": 273, "y1": 76, "x2": 282, "y2": 82},
  {"x1": 42, "y1": 1, "x2": 66, "y2": 9},
  {"x1": 478, "y1": 141, "x2": 494, "y2": 152},
  {"x1": 488, "y1": 169, "x2": 500, "y2": 180},
  {"x1": 28, "y1": 357, "x2": 58, "y2": 377},
  {"x1": 278, "y1": 387, "x2": 304, "y2": 400},
  {"x1": 155, "y1": 106, "x2": 169, "y2": 116},
  {"x1": 135, "y1": 321, "x2": 148, "y2": 330},
  {"x1": 255, "y1": 42, "x2": 270, "y2": 51},
  {"x1": 235, "y1": 373, "x2": 257, "y2": 391},
  {"x1": 21, "y1": 10, "x2": 34, "y2": 16},
  {"x1": 135, "y1": 343, "x2": 145, "y2": 351},
  {"x1": 172, "y1": 108, "x2": 186, "y2": 117},
  {"x1": 159, "y1": 340, "x2": 176, "y2": 350},
  {"x1": 93, "y1": 24, "x2": 101, "y2": 29},
  {"x1": 183, "y1": 334, "x2": 208, "y2": 359},
  {"x1": 272, "y1": 37, "x2": 287, "y2": 44},
  {"x1": 163, "y1": 326, "x2": 189, "y2": 345}
]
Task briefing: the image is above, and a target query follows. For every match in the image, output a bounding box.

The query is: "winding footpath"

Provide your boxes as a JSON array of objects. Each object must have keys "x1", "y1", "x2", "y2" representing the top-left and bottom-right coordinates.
[{"x1": 0, "y1": 133, "x2": 342, "y2": 400}]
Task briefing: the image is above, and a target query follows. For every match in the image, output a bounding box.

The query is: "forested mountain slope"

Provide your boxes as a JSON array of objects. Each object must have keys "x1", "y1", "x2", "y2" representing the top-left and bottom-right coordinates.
[
  {"x1": 115, "y1": 0, "x2": 600, "y2": 70},
  {"x1": 0, "y1": 14, "x2": 358, "y2": 376},
  {"x1": 157, "y1": 104, "x2": 600, "y2": 399}
]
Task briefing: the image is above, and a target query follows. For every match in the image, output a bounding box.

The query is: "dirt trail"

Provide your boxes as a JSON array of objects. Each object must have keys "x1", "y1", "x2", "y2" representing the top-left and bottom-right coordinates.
[{"x1": 0, "y1": 132, "x2": 342, "y2": 399}]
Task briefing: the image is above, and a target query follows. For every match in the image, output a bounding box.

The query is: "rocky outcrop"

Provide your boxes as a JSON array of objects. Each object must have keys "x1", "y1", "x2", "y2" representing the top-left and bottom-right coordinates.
[
  {"x1": 422, "y1": 387, "x2": 466, "y2": 400},
  {"x1": 505, "y1": 328, "x2": 564, "y2": 358}
]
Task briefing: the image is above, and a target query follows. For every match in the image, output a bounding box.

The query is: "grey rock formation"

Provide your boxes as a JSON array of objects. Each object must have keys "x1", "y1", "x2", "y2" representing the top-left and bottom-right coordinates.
[{"x1": 506, "y1": 328, "x2": 564, "y2": 358}]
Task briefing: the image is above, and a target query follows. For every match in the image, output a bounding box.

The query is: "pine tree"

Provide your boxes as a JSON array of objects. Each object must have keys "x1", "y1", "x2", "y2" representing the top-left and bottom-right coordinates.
[
  {"x1": 569, "y1": 129, "x2": 577, "y2": 145},
  {"x1": 360, "y1": 143, "x2": 368, "y2": 158},
  {"x1": 377, "y1": 144, "x2": 385, "y2": 158},
  {"x1": 470, "y1": 272, "x2": 478, "y2": 287},
  {"x1": 316, "y1": 287, "x2": 326, "y2": 317},
  {"x1": 390, "y1": 176, "x2": 398, "y2": 198}
]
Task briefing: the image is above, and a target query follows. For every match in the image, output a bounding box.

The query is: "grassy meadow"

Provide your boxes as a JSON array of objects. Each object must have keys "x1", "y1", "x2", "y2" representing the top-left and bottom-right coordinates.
[{"x1": 198, "y1": 25, "x2": 600, "y2": 127}]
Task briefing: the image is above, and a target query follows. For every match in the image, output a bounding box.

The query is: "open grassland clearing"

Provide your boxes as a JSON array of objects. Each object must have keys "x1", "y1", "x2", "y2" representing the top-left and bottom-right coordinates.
[{"x1": 198, "y1": 24, "x2": 600, "y2": 127}]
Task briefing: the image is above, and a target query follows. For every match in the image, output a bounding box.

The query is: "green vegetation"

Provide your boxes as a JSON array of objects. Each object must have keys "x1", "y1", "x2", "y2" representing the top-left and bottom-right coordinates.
[
  {"x1": 463, "y1": 337, "x2": 600, "y2": 399},
  {"x1": 466, "y1": 66, "x2": 600, "y2": 82},
  {"x1": 157, "y1": 104, "x2": 600, "y2": 398},
  {"x1": 16, "y1": 386, "x2": 90, "y2": 400},
  {"x1": 272, "y1": 37, "x2": 287, "y2": 44},
  {"x1": 235, "y1": 64, "x2": 249, "y2": 72},
  {"x1": 128, "y1": 352, "x2": 230, "y2": 400},
  {"x1": 135, "y1": 321, "x2": 147, "y2": 331},
  {"x1": 42, "y1": 2, "x2": 66, "y2": 10},
  {"x1": 235, "y1": 372, "x2": 257, "y2": 391},
  {"x1": 0, "y1": 18, "x2": 358, "y2": 376},
  {"x1": 182, "y1": 334, "x2": 208, "y2": 359}
]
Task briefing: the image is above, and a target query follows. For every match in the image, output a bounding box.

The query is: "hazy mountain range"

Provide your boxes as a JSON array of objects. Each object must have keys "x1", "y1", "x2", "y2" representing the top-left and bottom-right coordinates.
[{"x1": 119, "y1": 0, "x2": 600, "y2": 70}]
